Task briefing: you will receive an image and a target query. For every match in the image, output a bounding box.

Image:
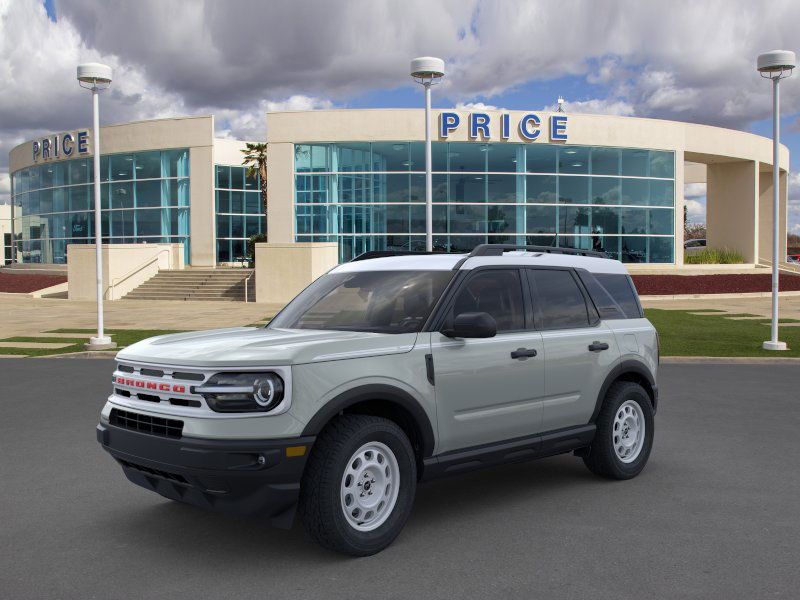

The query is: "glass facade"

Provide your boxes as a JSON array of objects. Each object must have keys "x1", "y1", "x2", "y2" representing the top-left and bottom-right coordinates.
[
  {"x1": 294, "y1": 142, "x2": 675, "y2": 263},
  {"x1": 215, "y1": 165, "x2": 264, "y2": 263},
  {"x1": 11, "y1": 149, "x2": 190, "y2": 264}
]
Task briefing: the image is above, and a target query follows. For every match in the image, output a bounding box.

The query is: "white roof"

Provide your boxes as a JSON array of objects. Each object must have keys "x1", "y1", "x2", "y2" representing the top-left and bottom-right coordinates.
[{"x1": 332, "y1": 251, "x2": 628, "y2": 275}]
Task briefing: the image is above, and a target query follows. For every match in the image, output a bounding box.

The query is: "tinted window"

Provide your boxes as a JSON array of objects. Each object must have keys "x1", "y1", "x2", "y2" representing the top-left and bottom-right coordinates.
[
  {"x1": 449, "y1": 269, "x2": 525, "y2": 332},
  {"x1": 594, "y1": 273, "x2": 642, "y2": 318},
  {"x1": 529, "y1": 270, "x2": 590, "y2": 329},
  {"x1": 576, "y1": 271, "x2": 626, "y2": 320},
  {"x1": 269, "y1": 270, "x2": 453, "y2": 334}
]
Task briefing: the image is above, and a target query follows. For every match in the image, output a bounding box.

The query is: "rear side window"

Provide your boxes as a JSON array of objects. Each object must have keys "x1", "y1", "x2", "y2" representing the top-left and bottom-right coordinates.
[
  {"x1": 593, "y1": 273, "x2": 643, "y2": 318},
  {"x1": 528, "y1": 269, "x2": 590, "y2": 329}
]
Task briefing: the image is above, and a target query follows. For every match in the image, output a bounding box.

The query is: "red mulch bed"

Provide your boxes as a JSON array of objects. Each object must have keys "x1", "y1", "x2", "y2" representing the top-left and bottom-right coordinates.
[
  {"x1": 632, "y1": 273, "x2": 800, "y2": 296},
  {"x1": 0, "y1": 273, "x2": 68, "y2": 293}
]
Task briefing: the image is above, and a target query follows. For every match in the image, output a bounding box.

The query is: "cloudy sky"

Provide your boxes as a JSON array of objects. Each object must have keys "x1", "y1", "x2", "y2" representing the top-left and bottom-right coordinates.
[{"x1": 1, "y1": 0, "x2": 799, "y2": 231}]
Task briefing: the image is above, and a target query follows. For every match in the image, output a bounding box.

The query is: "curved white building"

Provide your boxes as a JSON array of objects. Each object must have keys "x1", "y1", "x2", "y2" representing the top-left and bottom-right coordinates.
[{"x1": 8, "y1": 109, "x2": 790, "y2": 269}]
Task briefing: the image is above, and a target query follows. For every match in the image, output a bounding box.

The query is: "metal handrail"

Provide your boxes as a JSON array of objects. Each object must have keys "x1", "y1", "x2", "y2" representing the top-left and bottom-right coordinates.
[
  {"x1": 110, "y1": 248, "x2": 171, "y2": 299},
  {"x1": 243, "y1": 270, "x2": 255, "y2": 303}
]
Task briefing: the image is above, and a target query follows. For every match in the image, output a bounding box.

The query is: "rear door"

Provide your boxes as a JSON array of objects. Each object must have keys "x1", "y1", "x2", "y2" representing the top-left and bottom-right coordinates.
[
  {"x1": 430, "y1": 267, "x2": 545, "y2": 454},
  {"x1": 527, "y1": 268, "x2": 620, "y2": 431}
]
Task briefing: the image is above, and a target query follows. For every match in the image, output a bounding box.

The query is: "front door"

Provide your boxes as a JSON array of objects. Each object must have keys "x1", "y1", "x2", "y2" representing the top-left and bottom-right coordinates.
[{"x1": 431, "y1": 268, "x2": 545, "y2": 454}]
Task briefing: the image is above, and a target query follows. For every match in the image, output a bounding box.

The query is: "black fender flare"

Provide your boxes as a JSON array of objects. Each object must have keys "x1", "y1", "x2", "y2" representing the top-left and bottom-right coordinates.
[
  {"x1": 301, "y1": 384, "x2": 436, "y2": 458},
  {"x1": 590, "y1": 360, "x2": 657, "y2": 422}
]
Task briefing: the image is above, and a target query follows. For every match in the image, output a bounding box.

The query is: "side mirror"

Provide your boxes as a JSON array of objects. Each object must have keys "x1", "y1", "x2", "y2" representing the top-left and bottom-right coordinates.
[{"x1": 442, "y1": 312, "x2": 497, "y2": 339}]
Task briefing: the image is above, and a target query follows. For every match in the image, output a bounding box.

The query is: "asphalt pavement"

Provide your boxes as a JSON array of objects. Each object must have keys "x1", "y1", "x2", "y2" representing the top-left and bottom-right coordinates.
[{"x1": 1, "y1": 358, "x2": 798, "y2": 599}]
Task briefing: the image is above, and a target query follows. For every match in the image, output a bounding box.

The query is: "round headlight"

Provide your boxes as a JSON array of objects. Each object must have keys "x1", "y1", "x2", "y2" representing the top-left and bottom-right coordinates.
[{"x1": 254, "y1": 377, "x2": 276, "y2": 407}]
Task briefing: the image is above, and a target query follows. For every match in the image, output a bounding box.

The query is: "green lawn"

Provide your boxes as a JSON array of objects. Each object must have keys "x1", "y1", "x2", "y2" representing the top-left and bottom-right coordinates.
[{"x1": 645, "y1": 309, "x2": 800, "y2": 357}]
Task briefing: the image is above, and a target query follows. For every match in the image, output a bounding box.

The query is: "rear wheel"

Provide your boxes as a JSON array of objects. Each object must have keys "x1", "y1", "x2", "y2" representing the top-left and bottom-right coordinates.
[
  {"x1": 299, "y1": 414, "x2": 416, "y2": 556},
  {"x1": 583, "y1": 381, "x2": 654, "y2": 479}
]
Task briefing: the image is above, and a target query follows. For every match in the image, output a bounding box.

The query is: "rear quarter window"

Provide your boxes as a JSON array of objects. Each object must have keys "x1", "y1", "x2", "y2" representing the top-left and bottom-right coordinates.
[{"x1": 592, "y1": 273, "x2": 643, "y2": 319}]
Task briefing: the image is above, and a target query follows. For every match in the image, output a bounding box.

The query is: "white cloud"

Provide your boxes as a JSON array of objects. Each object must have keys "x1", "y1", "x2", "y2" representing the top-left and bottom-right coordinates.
[
  {"x1": 216, "y1": 95, "x2": 335, "y2": 141},
  {"x1": 684, "y1": 183, "x2": 707, "y2": 199},
  {"x1": 543, "y1": 98, "x2": 635, "y2": 117},
  {"x1": 454, "y1": 102, "x2": 500, "y2": 111},
  {"x1": 2, "y1": 0, "x2": 800, "y2": 216}
]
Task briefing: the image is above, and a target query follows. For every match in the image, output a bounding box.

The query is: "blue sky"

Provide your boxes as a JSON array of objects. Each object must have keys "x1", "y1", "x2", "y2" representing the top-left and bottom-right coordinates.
[{"x1": 3, "y1": 0, "x2": 799, "y2": 233}]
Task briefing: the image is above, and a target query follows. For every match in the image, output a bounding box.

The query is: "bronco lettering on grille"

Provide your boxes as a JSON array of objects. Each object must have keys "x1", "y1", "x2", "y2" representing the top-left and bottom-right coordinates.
[{"x1": 113, "y1": 376, "x2": 186, "y2": 394}]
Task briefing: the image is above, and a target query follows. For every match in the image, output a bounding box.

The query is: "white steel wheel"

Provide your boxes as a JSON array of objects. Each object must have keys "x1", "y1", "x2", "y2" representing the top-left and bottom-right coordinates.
[
  {"x1": 340, "y1": 441, "x2": 400, "y2": 532},
  {"x1": 613, "y1": 400, "x2": 645, "y2": 463}
]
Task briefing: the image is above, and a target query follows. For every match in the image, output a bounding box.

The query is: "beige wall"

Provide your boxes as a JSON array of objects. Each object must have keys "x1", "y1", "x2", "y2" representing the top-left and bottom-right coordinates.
[
  {"x1": 255, "y1": 242, "x2": 338, "y2": 304},
  {"x1": 67, "y1": 243, "x2": 183, "y2": 300},
  {"x1": 707, "y1": 161, "x2": 759, "y2": 263}
]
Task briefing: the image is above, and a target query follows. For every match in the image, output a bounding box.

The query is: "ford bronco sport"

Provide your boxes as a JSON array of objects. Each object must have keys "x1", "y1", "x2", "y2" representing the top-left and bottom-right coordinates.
[{"x1": 97, "y1": 244, "x2": 658, "y2": 556}]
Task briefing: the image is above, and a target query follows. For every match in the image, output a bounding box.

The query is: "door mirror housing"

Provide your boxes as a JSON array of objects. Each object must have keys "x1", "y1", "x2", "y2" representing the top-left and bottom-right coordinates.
[{"x1": 442, "y1": 312, "x2": 497, "y2": 338}]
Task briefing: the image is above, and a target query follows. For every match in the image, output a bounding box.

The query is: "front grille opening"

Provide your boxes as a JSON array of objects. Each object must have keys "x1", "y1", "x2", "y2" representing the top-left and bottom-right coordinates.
[
  {"x1": 118, "y1": 459, "x2": 188, "y2": 484},
  {"x1": 169, "y1": 398, "x2": 202, "y2": 408},
  {"x1": 140, "y1": 368, "x2": 165, "y2": 378},
  {"x1": 118, "y1": 364, "x2": 135, "y2": 373},
  {"x1": 172, "y1": 371, "x2": 205, "y2": 382},
  {"x1": 136, "y1": 393, "x2": 161, "y2": 403},
  {"x1": 115, "y1": 388, "x2": 131, "y2": 398},
  {"x1": 109, "y1": 408, "x2": 183, "y2": 439}
]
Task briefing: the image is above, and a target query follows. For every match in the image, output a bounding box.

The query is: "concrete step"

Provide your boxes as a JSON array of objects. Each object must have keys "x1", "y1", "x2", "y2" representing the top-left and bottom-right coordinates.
[{"x1": 122, "y1": 268, "x2": 254, "y2": 301}]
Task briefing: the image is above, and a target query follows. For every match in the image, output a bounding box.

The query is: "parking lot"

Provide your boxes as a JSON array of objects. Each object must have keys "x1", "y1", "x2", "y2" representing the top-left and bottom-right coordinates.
[{"x1": 1, "y1": 358, "x2": 798, "y2": 599}]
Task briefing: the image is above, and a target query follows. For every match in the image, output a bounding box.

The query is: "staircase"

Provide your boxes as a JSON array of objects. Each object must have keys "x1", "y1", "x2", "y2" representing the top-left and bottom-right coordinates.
[{"x1": 122, "y1": 269, "x2": 255, "y2": 302}]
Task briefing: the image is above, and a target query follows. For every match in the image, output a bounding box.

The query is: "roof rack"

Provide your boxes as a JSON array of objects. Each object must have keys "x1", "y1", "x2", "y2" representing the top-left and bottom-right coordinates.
[
  {"x1": 350, "y1": 250, "x2": 442, "y2": 262},
  {"x1": 467, "y1": 244, "x2": 608, "y2": 259}
]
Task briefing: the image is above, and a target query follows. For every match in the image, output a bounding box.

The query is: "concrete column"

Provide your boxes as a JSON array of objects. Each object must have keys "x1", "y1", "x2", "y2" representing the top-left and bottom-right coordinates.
[
  {"x1": 706, "y1": 160, "x2": 758, "y2": 263},
  {"x1": 267, "y1": 142, "x2": 295, "y2": 243},
  {"x1": 189, "y1": 145, "x2": 216, "y2": 266},
  {"x1": 758, "y1": 167, "x2": 789, "y2": 264}
]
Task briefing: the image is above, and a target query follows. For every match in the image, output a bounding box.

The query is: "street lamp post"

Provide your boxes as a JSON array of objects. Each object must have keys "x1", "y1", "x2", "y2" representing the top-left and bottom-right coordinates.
[
  {"x1": 410, "y1": 57, "x2": 446, "y2": 252},
  {"x1": 77, "y1": 63, "x2": 116, "y2": 351},
  {"x1": 757, "y1": 50, "x2": 795, "y2": 351}
]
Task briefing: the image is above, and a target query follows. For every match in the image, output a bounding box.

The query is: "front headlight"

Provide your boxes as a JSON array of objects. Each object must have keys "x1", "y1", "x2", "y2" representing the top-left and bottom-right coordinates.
[{"x1": 195, "y1": 372, "x2": 286, "y2": 413}]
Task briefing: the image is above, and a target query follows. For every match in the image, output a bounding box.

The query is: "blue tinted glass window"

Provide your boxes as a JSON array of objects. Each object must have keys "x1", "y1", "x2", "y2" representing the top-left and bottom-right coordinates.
[
  {"x1": 526, "y1": 175, "x2": 557, "y2": 203},
  {"x1": 559, "y1": 146, "x2": 589, "y2": 174},
  {"x1": 559, "y1": 176, "x2": 589, "y2": 204}
]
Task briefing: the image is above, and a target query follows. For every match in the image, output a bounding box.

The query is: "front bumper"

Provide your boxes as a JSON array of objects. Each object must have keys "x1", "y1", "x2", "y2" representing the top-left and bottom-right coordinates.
[{"x1": 97, "y1": 423, "x2": 315, "y2": 528}]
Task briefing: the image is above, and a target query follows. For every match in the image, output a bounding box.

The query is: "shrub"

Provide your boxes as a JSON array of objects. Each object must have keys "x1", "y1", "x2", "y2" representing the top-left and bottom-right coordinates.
[
  {"x1": 246, "y1": 233, "x2": 268, "y2": 265},
  {"x1": 684, "y1": 247, "x2": 745, "y2": 264}
]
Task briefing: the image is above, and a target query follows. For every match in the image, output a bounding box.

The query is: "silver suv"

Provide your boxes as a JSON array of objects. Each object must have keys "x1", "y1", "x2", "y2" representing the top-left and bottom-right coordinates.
[{"x1": 97, "y1": 244, "x2": 658, "y2": 556}]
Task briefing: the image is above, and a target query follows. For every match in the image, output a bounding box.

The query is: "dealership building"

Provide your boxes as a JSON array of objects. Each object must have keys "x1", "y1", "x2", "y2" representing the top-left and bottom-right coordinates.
[{"x1": 8, "y1": 109, "x2": 790, "y2": 271}]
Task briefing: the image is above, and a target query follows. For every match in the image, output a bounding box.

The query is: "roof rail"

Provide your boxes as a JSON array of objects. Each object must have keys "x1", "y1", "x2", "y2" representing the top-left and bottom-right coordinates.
[
  {"x1": 350, "y1": 250, "x2": 442, "y2": 262},
  {"x1": 467, "y1": 244, "x2": 608, "y2": 259}
]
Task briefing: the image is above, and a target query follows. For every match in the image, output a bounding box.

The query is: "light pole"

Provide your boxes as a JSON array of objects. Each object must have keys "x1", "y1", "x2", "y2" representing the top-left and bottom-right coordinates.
[
  {"x1": 757, "y1": 50, "x2": 795, "y2": 351},
  {"x1": 77, "y1": 62, "x2": 116, "y2": 351},
  {"x1": 410, "y1": 57, "x2": 445, "y2": 252}
]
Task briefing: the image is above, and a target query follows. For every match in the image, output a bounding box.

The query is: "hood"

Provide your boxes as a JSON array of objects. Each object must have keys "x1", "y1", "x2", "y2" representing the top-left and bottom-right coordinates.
[{"x1": 115, "y1": 327, "x2": 419, "y2": 368}]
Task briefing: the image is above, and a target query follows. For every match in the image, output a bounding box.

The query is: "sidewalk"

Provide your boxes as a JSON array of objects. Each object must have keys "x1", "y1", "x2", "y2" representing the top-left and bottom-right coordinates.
[
  {"x1": 0, "y1": 296, "x2": 281, "y2": 338},
  {"x1": 640, "y1": 295, "x2": 800, "y2": 320}
]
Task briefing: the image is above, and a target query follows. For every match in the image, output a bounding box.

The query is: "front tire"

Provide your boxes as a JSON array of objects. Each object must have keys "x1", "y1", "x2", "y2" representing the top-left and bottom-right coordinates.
[
  {"x1": 583, "y1": 381, "x2": 654, "y2": 480},
  {"x1": 298, "y1": 414, "x2": 417, "y2": 556}
]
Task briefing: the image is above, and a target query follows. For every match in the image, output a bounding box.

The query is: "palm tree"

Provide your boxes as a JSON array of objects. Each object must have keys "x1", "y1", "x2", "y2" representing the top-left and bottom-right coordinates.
[{"x1": 241, "y1": 142, "x2": 268, "y2": 238}]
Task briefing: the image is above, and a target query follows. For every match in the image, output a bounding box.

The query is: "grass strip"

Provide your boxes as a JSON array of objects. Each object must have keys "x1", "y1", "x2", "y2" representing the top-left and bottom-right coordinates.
[{"x1": 645, "y1": 309, "x2": 800, "y2": 357}]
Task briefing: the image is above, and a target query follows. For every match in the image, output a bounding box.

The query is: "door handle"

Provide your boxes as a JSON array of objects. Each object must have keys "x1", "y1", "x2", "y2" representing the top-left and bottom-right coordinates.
[
  {"x1": 511, "y1": 348, "x2": 538, "y2": 360},
  {"x1": 588, "y1": 341, "x2": 610, "y2": 352}
]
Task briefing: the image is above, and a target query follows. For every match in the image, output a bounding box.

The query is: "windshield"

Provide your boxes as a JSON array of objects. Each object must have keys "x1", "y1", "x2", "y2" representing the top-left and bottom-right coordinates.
[{"x1": 269, "y1": 270, "x2": 454, "y2": 334}]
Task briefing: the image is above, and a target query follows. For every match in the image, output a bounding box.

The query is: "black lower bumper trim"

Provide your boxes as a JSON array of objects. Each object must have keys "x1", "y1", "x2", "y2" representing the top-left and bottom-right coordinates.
[{"x1": 97, "y1": 423, "x2": 315, "y2": 528}]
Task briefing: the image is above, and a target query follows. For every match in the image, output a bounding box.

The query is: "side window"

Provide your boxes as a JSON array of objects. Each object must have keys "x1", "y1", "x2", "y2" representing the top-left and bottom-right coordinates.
[
  {"x1": 594, "y1": 273, "x2": 643, "y2": 318},
  {"x1": 576, "y1": 270, "x2": 627, "y2": 320},
  {"x1": 529, "y1": 269, "x2": 591, "y2": 329},
  {"x1": 449, "y1": 269, "x2": 525, "y2": 332}
]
